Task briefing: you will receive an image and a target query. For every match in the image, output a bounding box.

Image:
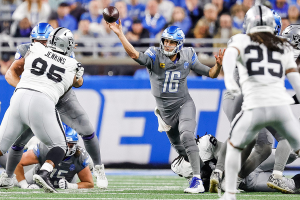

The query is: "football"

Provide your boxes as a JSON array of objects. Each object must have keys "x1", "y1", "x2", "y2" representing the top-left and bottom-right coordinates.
[{"x1": 103, "y1": 6, "x2": 119, "y2": 23}]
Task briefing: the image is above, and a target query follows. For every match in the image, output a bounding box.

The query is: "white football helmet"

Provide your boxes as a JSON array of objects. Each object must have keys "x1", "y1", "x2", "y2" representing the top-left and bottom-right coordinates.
[
  {"x1": 47, "y1": 27, "x2": 75, "y2": 57},
  {"x1": 243, "y1": 5, "x2": 275, "y2": 34}
]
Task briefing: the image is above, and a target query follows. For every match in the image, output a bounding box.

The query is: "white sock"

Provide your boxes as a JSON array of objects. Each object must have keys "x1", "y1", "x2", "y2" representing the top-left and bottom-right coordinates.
[
  {"x1": 225, "y1": 141, "x2": 241, "y2": 193},
  {"x1": 215, "y1": 169, "x2": 223, "y2": 177},
  {"x1": 225, "y1": 192, "x2": 236, "y2": 198},
  {"x1": 40, "y1": 162, "x2": 54, "y2": 172},
  {"x1": 193, "y1": 174, "x2": 201, "y2": 179},
  {"x1": 272, "y1": 170, "x2": 283, "y2": 179}
]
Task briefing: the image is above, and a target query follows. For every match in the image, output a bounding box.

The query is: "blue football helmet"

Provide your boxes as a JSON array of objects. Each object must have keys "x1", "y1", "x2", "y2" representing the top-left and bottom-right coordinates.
[
  {"x1": 160, "y1": 26, "x2": 185, "y2": 56},
  {"x1": 272, "y1": 10, "x2": 282, "y2": 35},
  {"x1": 30, "y1": 23, "x2": 54, "y2": 42},
  {"x1": 63, "y1": 122, "x2": 79, "y2": 157}
]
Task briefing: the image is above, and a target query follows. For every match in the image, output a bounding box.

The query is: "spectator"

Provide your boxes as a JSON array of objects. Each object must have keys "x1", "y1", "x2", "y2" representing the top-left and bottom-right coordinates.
[
  {"x1": 69, "y1": 0, "x2": 87, "y2": 22},
  {"x1": 12, "y1": 0, "x2": 51, "y2": 27},
  {"x1": 281, "y1": 18, "x2": 290, "y2": 32},
  {"x1": 231, "y1": 4, "x2": 245, "y2": 31},
  {"x1": 193, "y1": 19, "x2": 210, "y2": 43},
  {"x1": 126, "y1": 18, "x2": 150, "y2": 47},
  {"x1": 213, "y1": 14, "x2": 241, "y2": 48},
  {"x1": 0, "y1": 53, "x2": 12, "y2": 76},
  {"x1": 197, "y1": 3, "x2": 218, "y2": 37},
  {"x1": 212, "y1": 0, "x2": 230, "y2": 17},
  {"x1": 272, "y1": 0, "x2": 289, "y2": 18},
  {"x1": 13, "y1": 17, "x2": 32, "y2": 38},
  {"x1": 169, "y1": 6, "x2": 192, "y2": 35},
  {"x1": 48, "y1": 19, "x2": 59, "y2": 29},
  {"x1": 183, "y1": 0, "x2": 203, "y2": 30},
  {"x1": 80, "y1": 0, "x2": 102, "y2": 24},
  {"x1": 242, "y1": 0, "x2": 254, "y2": 12},
  {"x1": 142, "y1": 0, "x2": 166, "y2": 38},
  {"x1": 74, "y1": 20, "x2": 95, "y2": 56},
  {"x1": 127, "y1": 0, "x2": 146, "y2": 19},
  {"x1": 97, "y1": 19, "x2": 122, "y2": 57},
  {"x1": 288, "y1": 5, "x2": 300, "y2": 24},
  {"x1": 156, "y1": 0, "x2": 175, "y2": 23},
  {"x1": 115, "y1": 1, "x2": 132, "y2": 34},
  {"x1": 53, "y1": 2, "x2": 78, "y2": 32}
]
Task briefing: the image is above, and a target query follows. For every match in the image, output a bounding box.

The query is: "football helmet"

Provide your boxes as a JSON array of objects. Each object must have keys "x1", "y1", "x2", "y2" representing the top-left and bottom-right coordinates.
[
  {"x1": 160, "y1": 26, "x2": 185, "y2": 56},
  {"x1": 243, "y1": 5, "x2": 275, "y2": 34},
  {"x1": 281, "y1": 25, "x2": 300, "y2": 50},
  {"x1": 30, "y1": 23, "x2": 54, "y2": 42},
  {"x1": 47, "y1": 27, "x2": 75, "y2": 57},
  {"x1": 63, "y1": 123, "x2": 79, "y2": 157},
  {"x1": 272, "y1": 10, "x2": 282, "y2": 35}
]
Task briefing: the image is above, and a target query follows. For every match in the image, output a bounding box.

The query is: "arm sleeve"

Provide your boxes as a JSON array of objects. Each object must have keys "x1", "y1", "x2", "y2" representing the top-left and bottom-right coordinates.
[
  {"x1": 285, "y1": 49, "x2": 297, "y2": 70},
  {"x1": 223, "y1": 47, "x2": 241, "y2": 96},
  {"x1": 190, "y1": 48, "x2": 210, "y2": 77},
  {"x1": 287, "y1": 72, "x2": 300, "y2": 104},
  {"x1": 134, "y1": 47, "x2": 156, "y2": 69}
]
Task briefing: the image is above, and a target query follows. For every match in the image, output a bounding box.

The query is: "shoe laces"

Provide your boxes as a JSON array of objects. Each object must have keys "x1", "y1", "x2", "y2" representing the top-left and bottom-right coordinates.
[{"x1": 189, "y1": 177, "x2": 201, "y2": 188}]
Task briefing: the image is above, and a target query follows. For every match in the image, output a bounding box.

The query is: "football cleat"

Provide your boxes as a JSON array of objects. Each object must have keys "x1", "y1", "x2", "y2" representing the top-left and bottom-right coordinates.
[
  {"x1": 218, "y1": 192, "x2": 236, "y2": 200},
  {"x1": 184, "y1": 177, "x2": 205, "y2": 193},
  {"x1": 0, "y1": 172, "x2": 14, "y2": 189},
  {"x1": 93, "y1": 164, "x2": 108, "y2": 189},
  {"x1": 267, "y1": 174, "x2": 294, "y2": 194},
  {"x1": 209, "y1": 170, "x2": 222, "y2": 193},
  {"x1": 33, "y1": 170, "x2": 57, "y2": 193}
]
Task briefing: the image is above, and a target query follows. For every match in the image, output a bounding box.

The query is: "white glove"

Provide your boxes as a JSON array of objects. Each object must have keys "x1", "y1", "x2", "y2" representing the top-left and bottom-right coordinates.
[
  {"x1": 59, "y1": 178, "x2": 78, "y2": 189},
  {"x1": 76, "y1": 63, "x2": 84, "y2": 80},
  {"x1": 27, "y1": 184, "x2": 40, "y2": 189}
]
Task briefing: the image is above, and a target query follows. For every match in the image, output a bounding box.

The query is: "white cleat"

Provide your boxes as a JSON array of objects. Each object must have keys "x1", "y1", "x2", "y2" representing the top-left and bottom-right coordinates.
[
  {"x1": 93, "y1": 164, "x2": 108, "y2": 189},
  {"x1": 184, "y1": 177, "x2": 205, "y2": 193},
  {"x1": 0, "y1": 172, "x2": 14, "y2": 189},
  {"x1": 218, "y1": 192, "x2": 236, "y2": 200}
]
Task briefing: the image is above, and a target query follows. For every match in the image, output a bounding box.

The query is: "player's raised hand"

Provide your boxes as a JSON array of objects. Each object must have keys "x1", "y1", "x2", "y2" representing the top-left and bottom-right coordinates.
[
  {"x1": 214, "y1": 49, "x2": 226, "y2": 67},
  {"x1": 107, "y1": 19, "x2": 123, "y2": 37}
]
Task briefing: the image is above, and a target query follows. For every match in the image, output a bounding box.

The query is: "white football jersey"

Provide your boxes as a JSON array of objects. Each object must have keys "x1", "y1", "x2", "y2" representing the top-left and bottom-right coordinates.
[
  {"x1": 197, "y1": 134, "x2": 217, "y2": 162},
  {"x1": 228, "y1": 34, "x2": 297, "y2": 110},
  {"x1": 16, "y1": 42, "x2": 79, "y2": 104}
]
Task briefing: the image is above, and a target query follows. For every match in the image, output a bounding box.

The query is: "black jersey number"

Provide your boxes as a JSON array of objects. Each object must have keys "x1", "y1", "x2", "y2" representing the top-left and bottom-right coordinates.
[
  {"x1": 31, "y1": 58, "x2": 65, "y2": 83},
  {"x1": 245, "y1": 45, "x2": 283, "y2": 78}
]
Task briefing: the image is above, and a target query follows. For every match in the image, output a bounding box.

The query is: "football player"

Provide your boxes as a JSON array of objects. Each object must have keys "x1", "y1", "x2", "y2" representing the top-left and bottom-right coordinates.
[
  {"x1": 0, "y1": 27, "x2": 82, "y2": 193},
  {"x1": 108, "y1": 19, "x2": 224, "y2": 193},
  {"x1": 4, "y1": 23, "x2": 107, "y2": 189},
  {"x1": 15, "y1": 124, "x2": 93, "y2": 190},
  {"x1": 221, "y1": 5, "x2": 300, "y2": 200}
]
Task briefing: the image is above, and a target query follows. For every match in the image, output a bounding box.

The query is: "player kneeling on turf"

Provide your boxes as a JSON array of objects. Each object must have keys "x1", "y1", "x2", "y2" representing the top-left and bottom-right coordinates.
[{"x1": 14, "y1": 124, "x2": 94, "y2": 190}]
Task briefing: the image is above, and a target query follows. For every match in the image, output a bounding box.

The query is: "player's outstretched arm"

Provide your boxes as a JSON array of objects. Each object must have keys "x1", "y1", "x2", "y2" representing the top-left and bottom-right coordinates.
[
  {"x1": 15, "y1": 150, "x2": 39, "y2": 188},
  {"x1": 5, "y1": 58, "x2": 25, "y2": 87},
  {"x1": 77, "y1": 166, "x2": 94, "y2": 188},
  {"x1": 208, "y1": 49, "x2": 225, "y2": 78},
  {"x1": 223, "y1": 47, "x2": 241, "y2": 96},
  {"x1": 108, "y1": 19, "x2": 139, "y2": 59},
  {"x1": 287, "y1": 68, "x2": 300, "y2": 103}
]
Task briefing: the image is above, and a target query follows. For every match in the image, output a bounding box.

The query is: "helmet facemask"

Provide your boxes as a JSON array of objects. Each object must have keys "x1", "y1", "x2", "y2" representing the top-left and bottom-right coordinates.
[
  {"x1": 66, "y1": 141, "x2": 77, "y2": 157},
  {"x1": 160, "y1": 38, "x2": 183, "y2": 57}
]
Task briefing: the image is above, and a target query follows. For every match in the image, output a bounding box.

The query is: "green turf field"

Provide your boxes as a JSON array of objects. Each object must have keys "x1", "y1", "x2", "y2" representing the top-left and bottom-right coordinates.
[{"x1": 0, "y1": 175, "x2": 299, "y2": 200}]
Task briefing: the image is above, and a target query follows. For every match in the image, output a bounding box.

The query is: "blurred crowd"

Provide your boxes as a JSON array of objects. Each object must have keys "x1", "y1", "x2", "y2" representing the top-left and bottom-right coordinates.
[{"x1": 0, "y1": 0, "x2": 300, "y2": 76}]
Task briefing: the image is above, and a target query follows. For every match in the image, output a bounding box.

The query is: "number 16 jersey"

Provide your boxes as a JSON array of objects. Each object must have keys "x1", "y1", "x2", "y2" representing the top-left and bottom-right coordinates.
[
  {"x1": 228, "y1": 34, "x2": 297, "y2": 110},
  {"x1": 17, "y1": 42, "x2": 80, "y2": 104}
]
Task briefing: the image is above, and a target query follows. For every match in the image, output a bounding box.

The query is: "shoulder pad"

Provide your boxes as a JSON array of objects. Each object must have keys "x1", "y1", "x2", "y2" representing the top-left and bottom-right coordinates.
[
  {"x1": 16, "y1": 43, "x2": 31, "y2": 58},
  {"x1": 145, "y1": 47, "x2": 157, "y2": 62}
]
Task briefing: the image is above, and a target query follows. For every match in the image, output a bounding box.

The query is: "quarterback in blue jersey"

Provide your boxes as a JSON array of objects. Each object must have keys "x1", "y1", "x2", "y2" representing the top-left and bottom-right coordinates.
[
  {"x1": 108, "y1": 19, "x2": 224, "y2": 193},
  {"x1": 15, "y1": 124, "x2": 94, "y2": 190}
]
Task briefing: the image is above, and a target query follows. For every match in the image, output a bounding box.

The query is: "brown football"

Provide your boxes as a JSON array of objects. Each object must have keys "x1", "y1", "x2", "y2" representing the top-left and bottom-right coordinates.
[{"x1": 103, "y1": 6, "x2": 119, "y2": 23}]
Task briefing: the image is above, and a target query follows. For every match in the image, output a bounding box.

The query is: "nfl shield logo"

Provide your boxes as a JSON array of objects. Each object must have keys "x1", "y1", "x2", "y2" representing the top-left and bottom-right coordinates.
[
  {"x1": 69, "y1": 164, "x2": 75, "y2": 171},
  {"x1": 184, "y1": 62, "x2": 189, "y2": 69}
]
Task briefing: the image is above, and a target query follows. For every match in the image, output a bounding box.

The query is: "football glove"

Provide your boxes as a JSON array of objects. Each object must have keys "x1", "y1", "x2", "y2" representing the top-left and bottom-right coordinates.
[
  {"x1": 59, "y1": 178, "x2": 78, "y2": 189},
  {"x1": 76, "y1": 63, "x2": 84, "y2": 80}
]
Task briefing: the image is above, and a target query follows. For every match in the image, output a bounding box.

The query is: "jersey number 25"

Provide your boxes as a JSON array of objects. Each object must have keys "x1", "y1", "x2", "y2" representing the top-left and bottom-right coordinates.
[{"x1": 245, "y1": 45, "x2": 283, "y2": 78}]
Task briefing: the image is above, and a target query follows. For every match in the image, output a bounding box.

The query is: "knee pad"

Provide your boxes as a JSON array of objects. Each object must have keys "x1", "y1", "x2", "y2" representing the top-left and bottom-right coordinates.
[
  {"x1": 45, "y1": 146, "x2": 66, "y2": 167},
  {"x1": 180, "y1": 132, "x2": 198, "y2": 154}
]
